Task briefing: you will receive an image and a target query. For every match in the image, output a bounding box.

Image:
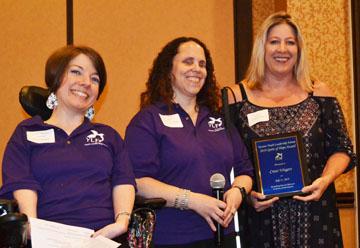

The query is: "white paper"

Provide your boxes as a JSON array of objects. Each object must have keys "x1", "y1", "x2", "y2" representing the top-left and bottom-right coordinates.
[
  {"x1": 247, "y1": 109, "x2": 269, "y2": 126},
  {"x1": 159, "y1": 113, "x2": 184, "y2": 128},
  {"x1": 26, "y1": 129, "x2": 55, "y2": 143},
  {"x1": 29, "y1": 217, "x2": 120, "y2": 248}
]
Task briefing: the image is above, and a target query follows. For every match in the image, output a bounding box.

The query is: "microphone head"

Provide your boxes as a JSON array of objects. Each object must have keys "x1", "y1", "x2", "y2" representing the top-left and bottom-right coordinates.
[{"x1": 210, "y1": 173, "x2": 226, "y2": 189}]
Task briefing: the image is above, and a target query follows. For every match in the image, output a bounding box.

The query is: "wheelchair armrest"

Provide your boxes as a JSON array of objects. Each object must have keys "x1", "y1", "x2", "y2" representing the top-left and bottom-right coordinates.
[{"x1": 134, "y1": 195, "x2": 166, "y2": 210}]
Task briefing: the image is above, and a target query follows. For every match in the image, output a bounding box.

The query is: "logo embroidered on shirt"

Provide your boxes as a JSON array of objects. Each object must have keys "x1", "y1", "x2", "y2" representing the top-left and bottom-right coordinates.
[
  {"x1": 85, "y1": 130, "x2": 106, "y2": 146},
  {"x1": 208, "y1": 117, "x2": 225, "y2": 132}
]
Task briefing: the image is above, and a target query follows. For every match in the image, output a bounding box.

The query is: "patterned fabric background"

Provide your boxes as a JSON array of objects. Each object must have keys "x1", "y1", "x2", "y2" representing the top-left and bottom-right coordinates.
[
  {"x1": 252, "y1": 0, "x2": 275, "y2": 36},
  {"x1": 252, "y1": 0, "x2": 355, "y2": 192}
]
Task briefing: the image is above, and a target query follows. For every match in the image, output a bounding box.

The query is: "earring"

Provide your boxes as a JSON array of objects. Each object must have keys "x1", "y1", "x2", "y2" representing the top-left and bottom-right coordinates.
[
  {"x1": 85, "y1": 106, "x2": 95, "y2": 120},
  {"x1": 46, "y1": 92, "x2": 58, "y2": 110}
]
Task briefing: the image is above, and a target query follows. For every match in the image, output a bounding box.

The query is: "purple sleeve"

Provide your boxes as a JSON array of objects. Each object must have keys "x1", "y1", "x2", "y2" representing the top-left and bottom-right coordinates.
[
  {"x1": 110, "y1": 129, "x2": 136, "y2": 188},
  {"x1": 0, "y1": 125, "x2": 42, "y2": 199},
  {"x1": 125, "y1": 110, "x2": 161, "y2": 178},
  {"x1": 229, "y1": 124, "x2": 254, "y2": 178}
]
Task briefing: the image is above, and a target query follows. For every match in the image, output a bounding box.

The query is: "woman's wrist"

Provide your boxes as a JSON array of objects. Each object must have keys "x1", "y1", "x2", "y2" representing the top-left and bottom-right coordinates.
[
  {"x1": 320, "y1": 175, "x2": 333, "y2": 188},
  {"x1": 232, "y1": 185, "x2": 247, "y2": 202}
]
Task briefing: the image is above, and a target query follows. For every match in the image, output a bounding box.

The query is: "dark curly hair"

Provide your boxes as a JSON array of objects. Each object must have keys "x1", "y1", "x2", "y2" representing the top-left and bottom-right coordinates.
[
  {"x1": 140, "y1": 37, "x2": 220, "y2": 113},
  {"x1": 45, "y1": 45, "x2": 107, "y2": 99}
]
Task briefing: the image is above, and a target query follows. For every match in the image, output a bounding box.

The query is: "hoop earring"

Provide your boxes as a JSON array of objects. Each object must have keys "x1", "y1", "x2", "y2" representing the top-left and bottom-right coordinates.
[
  {"x1": 85, "y1": 106, "x2": 95, "y2": 120},
  {"x1": 46, "y1": 92, "x2": 58, "y2": 110}
]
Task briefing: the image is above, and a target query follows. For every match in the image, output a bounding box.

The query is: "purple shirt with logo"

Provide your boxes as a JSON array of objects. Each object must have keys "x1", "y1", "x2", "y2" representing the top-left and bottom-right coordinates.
[
  {"x1": 125, "y1": 102, "x2": 253, "y2": 245},
  {"x1": 0, "y1": 116, "x2": 135, "y2": 230}
]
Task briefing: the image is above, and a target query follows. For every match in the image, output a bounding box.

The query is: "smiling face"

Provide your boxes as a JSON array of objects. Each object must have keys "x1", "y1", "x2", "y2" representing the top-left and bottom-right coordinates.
[
  {"x1": 171, "y1": 41, "x2": 207, "y2": 102},
  {"x1": 264, "y1": 23, "x2": 298, "y2": 79},
  {"x1": 55, "y1": 53, "x2": 100, "y2": 115}
]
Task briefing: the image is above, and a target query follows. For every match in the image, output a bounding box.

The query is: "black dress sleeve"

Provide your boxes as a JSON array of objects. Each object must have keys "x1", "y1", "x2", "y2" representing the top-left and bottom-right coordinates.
[{"x1": 320, "y1": 97, "x2": 357, "y2": 172}]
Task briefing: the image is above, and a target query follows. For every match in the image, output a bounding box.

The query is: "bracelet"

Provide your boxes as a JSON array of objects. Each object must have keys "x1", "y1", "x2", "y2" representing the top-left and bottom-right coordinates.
[
  {"x1": 179, "y1": 189, "x2": 190, "y2": 210},
  {"x1": 174, "y1": 190, "x2": 180, "y2": 208},
  {"x1": 232, "y1": 186, "x2": 247, "y2": 202},
  {"x1": 174, "y1": 189, "x2": 191, "y2": 210},
  {"x1": 115, "y1": 211, "x2": 131, "y2": 222}
]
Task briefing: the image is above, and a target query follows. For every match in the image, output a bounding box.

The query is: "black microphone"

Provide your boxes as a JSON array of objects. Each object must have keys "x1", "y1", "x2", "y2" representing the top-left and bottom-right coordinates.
[{"x1": 210, "y1": 173, "x2": 226, "y2": 247}]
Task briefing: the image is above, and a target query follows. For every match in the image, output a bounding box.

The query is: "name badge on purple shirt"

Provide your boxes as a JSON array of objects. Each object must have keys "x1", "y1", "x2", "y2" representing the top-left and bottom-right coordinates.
[
  {"x1": 159, "y1": 114, "x2": 183, "y2": 128},
  {"x1": 26, "y1": 129, "x2": 55, "y2": 143}
]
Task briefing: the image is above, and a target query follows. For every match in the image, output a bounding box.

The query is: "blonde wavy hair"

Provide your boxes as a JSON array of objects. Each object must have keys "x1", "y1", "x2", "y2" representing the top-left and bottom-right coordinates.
[{"x1": 245, "y1": 11, "x2": 313, "y2": 92}]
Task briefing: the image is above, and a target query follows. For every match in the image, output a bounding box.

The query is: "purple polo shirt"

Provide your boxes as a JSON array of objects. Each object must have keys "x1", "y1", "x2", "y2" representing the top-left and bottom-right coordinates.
[
  {"x1": 0, "y1": 116, "x2": 135, "y2": 230},
  {"x1": 125, "y1": 102, "x2": 253, "y2": 245}
]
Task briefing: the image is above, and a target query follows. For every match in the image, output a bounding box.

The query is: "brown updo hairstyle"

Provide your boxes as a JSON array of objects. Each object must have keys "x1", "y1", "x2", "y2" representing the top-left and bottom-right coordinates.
[{"x1": 45, "y1": 45, "x2": 107, "y2": 99}]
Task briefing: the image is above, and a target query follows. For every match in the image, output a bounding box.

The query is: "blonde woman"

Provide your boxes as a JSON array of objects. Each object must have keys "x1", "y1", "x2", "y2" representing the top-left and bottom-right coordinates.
[{"x1": 228, "y1": 12, "x2": 356, "y2": 247}]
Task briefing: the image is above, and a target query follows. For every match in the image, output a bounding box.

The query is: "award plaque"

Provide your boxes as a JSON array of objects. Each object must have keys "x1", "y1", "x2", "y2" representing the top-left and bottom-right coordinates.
[{"x1": 251, "y1": 132, "x2": 309, "y2": 198}]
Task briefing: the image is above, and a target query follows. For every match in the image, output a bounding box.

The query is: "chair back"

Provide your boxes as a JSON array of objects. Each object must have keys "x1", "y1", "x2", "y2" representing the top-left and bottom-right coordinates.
[{"x1": 19, "y1": 86, "x2": 52, "y2": 120}]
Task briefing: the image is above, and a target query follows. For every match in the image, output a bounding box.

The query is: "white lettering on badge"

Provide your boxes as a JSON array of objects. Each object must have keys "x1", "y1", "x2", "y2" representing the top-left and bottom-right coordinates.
[
  {"x1": 247, "y1": 109, "x2": 269, "y2": 127},
  {"x1": 159, "y1": 114, "x2": 184, "y2": 128},
  {"x1": 26, "y1": 129, "x2": 55, "y2": 143}
]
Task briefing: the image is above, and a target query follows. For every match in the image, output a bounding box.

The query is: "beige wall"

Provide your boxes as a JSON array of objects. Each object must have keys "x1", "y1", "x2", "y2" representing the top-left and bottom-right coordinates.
[
  {"x1": 0, "y1": 0, "x2": 66, "y2": 185},
  {"x1": 340, "y1": 208, "x2": 356, "y2": 248},
  {"x1": 73, "y1": 0, "x2": 234, "y2": 136},
  {"x1": 0, "y1": 1, "x2": 234, "y2": 184}
]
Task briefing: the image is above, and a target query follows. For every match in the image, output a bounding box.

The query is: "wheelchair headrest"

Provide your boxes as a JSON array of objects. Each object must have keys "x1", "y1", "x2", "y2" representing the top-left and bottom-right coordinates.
[{"x1": 19, "y1": 86, "x2": 52, "y2": 121}]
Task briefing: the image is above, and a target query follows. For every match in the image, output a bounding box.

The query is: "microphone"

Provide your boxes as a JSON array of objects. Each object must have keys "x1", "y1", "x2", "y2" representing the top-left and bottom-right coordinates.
[{"x1": 210, "y1": 173, "x2": 226, "y2": 247}]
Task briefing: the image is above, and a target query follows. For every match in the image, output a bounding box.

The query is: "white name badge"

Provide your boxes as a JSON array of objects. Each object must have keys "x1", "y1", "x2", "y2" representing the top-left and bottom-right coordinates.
[
  {"x1": 26, "y1": 129, "x2": 55, "y2": 144},
  {"x1": 247, "y1": 109, "x2": 269, "y2": 127},
  {"x1": 159, "y1": 113, "x2": 184, "y2": 128}
]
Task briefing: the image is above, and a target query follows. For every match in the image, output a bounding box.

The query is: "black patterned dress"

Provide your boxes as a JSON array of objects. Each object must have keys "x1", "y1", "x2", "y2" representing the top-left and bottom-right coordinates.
[{"x1": 229, "y1": 86, "x2": 356, "y2": 248}]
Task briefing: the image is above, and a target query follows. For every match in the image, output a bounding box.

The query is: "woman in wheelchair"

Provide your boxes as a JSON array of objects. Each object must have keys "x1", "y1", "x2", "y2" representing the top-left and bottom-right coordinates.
[
  {"x1": 125, "y1": 37, "x2": 253, "y2": 247},
  {"x1": 0, "y1": 46, "x2": 136, "y2": 241}
]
